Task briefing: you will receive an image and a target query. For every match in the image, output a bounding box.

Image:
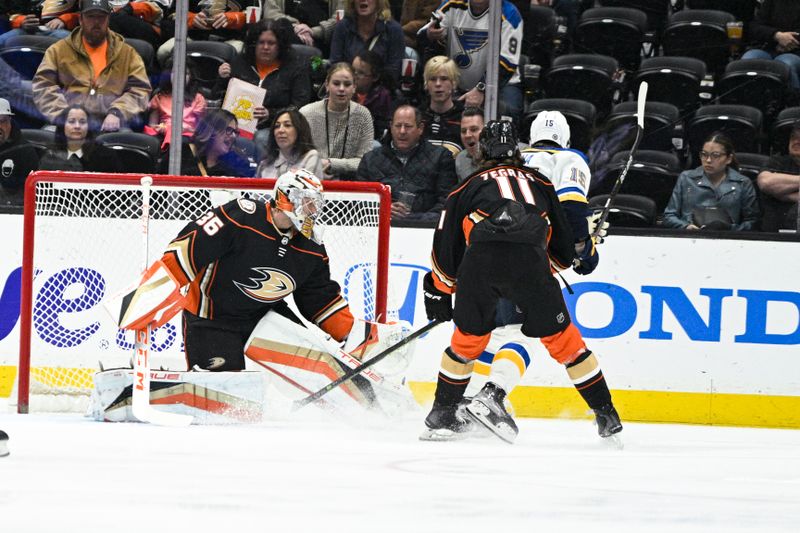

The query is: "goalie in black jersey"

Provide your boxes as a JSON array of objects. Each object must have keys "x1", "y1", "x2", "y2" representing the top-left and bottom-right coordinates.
[
  {"x1": 421, "y1": 121, "x2": 622, "y2": 443},
  {"x1": 110, "y1": 169, "x2": 395, "y2": 408}
]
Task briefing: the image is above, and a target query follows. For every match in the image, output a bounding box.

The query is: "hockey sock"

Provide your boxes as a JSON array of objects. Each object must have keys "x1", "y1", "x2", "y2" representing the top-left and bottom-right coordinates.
[
  {"x1": 565, "y1": 350, "x2": 612, "y2": 409},
  {"x1": 433, "y1": 347, "x2": 474, "y2": 407},
  {"x1": 487, "y1": 341, "x2": 531, "y2": 395}
]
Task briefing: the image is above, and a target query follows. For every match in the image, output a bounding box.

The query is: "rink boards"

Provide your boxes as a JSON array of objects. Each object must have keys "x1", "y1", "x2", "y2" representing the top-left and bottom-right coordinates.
[{"x1": 1, "y1": 214, "x2": 798, "y2": 428}]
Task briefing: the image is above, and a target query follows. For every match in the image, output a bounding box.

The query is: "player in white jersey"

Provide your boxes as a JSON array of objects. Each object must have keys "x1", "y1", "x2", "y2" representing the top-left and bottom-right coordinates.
[
  {"x1": 522, "y1": 110, "x2": 595, "y2": 254},
  {"x1": 425, "y1": 0, "x2": 524, "y2": 122}
]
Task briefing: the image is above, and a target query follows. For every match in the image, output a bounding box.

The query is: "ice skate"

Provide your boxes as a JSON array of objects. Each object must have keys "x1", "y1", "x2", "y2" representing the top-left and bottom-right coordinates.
[
  {"x1": 465, "y1": 382, "x2": 519, "y2": 444},
  {"x1": 594, "y1": 403, "x2": 623, "y2": 438},
  {"x1": 419, "y1": 403, "x2": 474, "y2": 441},
  {"x1": 0, "y1": 430, "x2": 8, "y2": 457}
]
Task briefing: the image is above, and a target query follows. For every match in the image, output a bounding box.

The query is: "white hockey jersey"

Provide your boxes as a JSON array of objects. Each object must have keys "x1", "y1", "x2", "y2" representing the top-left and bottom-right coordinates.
[
  {"x1": 436, "y1": 0, "x2": 522, "y2": 91},
  {"x1": 521, "y1": 147, "x2": 591, "y2": 205}
]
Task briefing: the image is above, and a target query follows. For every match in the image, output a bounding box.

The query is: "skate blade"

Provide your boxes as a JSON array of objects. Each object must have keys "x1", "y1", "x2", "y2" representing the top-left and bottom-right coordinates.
[
  {"x1": 600, "y1": 434, "x2": 624, "y2": 450},
  {"x1": 419, "y1": 427, "x2": 472, "y2": 442},
  {"x1": 465, "y1": 402, "x2": 517, "y2": 444}
]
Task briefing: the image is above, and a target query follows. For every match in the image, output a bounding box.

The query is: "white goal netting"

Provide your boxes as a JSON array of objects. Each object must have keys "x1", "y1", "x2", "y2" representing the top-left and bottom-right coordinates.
[{"x1": 17, "y1": 172, "x2": 391, "y2": 412}]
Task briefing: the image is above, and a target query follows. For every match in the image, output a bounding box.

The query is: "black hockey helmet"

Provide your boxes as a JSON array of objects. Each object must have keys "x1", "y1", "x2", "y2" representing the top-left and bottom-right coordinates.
[{"x1": 479, "y1": 120, "x2": 520, "y2": 161}]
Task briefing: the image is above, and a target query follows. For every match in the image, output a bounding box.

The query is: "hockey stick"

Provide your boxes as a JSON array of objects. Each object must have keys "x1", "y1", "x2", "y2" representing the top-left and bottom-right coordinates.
[
  {"x1": 592, "y1": 81, "x2": 649, "y2": 239},
  {"x1": 131, "y1": 176, "x2": 193, "y2": 427},
  {"x1": 293, "y1": 319, "x2": 444, "y2": 410}
]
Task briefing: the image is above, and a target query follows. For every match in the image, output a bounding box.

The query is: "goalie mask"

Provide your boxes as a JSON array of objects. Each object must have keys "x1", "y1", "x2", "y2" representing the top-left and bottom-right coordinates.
[
  {"x1": 480, "y1": 120, "x2": 520, "y2": 161},
  {"x1": 529, "y1": 110, "x2": 571, "y2": 148},
  {"x1": 272, "y1": 169, "x2": 325, "y2": 239}
]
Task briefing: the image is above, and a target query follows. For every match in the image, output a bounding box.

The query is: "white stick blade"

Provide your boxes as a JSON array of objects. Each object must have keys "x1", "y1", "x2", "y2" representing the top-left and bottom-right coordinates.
[{"x1": 636, "y1": 82, "x2": 648, "y2": 128}]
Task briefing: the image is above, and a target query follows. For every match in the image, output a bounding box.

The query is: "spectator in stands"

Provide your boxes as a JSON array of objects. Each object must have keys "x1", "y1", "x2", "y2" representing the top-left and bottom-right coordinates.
[
  {"x1": 257, "y1": 107, "x2": 323, "y2": 178},
  {"x1": 329, "y1": 0, "x2": 404, "y2": 82},
  {"x1": 157, "y1": 0, "x2": 259, "y2": 66},
  {"x1": 261, "y1": 0, "x2": 345, "y2": 49},
  {"x1": 107, "y1": 1, "x2": 166, "y2": 49},
  {"x1": 421, "y1": 55, "x2": 464, "y2": 156},
  {"x1": 423, "y1": 0, "x2": 524, "y2": 124},
  {"x1": 353, "y1": 49, "x2": 393, "y2": 140},
  {"x1": 0, "y1": 0, "x2": 71, "y2": 48},
  {"x1": 0, "y1": 56, "x2": 42, "y2": 126},
  {"x1": 159, "y1": 109, "x2": 253, "y2": 177},
  {"x1": 32, "y1": 0, "x2": 151, "y2": 132},
  {"x1": 757, "y1": 120, "x2": 800, "y2": 231},
  {"x1": 663, "y1": 132, "x2": 759, "y2": 231},
  {"x1": 454, "y1": 106, "x2": 484, "y2": 182},
  {"x1": 0, "y1": 97, "x2": 40, "y2": 192},
  {"x1": 39, "y1": 103, "x2": 123, "y2": 173},
  {"x1": 742, "y1": 0, "x2": 800, "y2": 89},
  {"x1": 300, "y1": 62, "x2": 373, "y2": 179},
  {"x1": 354, "y1": 104, "x2": 456, "y2": 221},
  {"x1": 400, "y1": 0, "x2": 439, "y2": 50},
  {"x1": 145, "y1": 59, "x2": 206, "y2": 148},
  {"x1": 216, "y1": 18, "x2": 312, "y2": 144}
]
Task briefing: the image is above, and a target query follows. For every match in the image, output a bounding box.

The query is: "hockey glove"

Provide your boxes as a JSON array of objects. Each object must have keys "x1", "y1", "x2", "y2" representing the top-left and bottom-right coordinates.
[
  {"x1": 588, "y1": 211, "x2": 610, "y2": 243},
  {"x1": 423, "y1": 272, "x2": 453, "y2": 321},
  {"x1": 573, "y1": 237, "x2": 599, "y2": 275}
]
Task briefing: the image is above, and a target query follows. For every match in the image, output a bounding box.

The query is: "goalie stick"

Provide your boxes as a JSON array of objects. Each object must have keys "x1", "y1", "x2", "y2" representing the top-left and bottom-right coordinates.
[
  {"x1": 131, "y1": 176, "x2": 193, "y2": 427},
  {"x1": 293, "y1": 320, "x2": 444, "y2": 410},
  {"x1": 592, "y1": 81, "x2": 649, "y2": 239}
]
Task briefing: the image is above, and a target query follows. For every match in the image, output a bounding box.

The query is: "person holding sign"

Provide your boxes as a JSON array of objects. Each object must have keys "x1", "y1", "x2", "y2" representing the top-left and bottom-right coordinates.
[{"x1": 216, "y1": 19, "x2": 312, "y2": 142}]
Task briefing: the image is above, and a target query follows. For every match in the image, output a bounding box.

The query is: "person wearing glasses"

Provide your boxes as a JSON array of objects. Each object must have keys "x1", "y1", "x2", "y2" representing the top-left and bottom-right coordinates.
[
  {"x1": 663, "y1": 132, "x2": 759, "y2": 231},
  {"x1": 159, "y1": 109, "x2": 253, "y2": 177}
]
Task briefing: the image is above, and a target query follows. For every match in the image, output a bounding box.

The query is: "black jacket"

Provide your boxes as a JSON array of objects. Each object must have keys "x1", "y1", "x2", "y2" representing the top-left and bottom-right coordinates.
[
  {"x1": 39, "y1": 143, "x2": 124, "y2": 174},
  {"x1": 215, "y1": 50, "x2": 312, "y2": 129},
  {"x1": 747, "y1": 0, "x2": 800, "y2": 53},
  {"x1": 0, "y1": 124, "x2": 40, "y2": 191},
  {"x1": 354, "y1": 140, "x2": 457, "y2": 221},
  {"x1": 159, "y1": 139, "x2": 254, "y2": 177}
]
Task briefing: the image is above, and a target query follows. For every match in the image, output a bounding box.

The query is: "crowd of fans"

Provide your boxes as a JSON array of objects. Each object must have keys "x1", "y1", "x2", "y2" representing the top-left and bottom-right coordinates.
[{"x1": 0, "y1": 0, "x2": 797, "y2": 232}]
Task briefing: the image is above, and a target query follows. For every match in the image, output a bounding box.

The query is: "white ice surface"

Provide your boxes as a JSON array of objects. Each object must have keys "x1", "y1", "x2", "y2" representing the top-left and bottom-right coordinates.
[{"x1": 1, "y1": 406, "x2": 799, "y2": 533}]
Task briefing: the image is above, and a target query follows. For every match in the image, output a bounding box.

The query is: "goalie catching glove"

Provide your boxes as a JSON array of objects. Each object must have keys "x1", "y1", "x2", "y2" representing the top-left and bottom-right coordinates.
[{"x1": 423, "y1": 272, "x2": 452, "y2": 321}]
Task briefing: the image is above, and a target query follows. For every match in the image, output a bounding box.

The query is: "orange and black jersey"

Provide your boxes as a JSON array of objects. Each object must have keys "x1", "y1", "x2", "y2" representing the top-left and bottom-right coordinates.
[
  {"x1": 160, "y1": 197, "x2": 353, "y2": 341},
  {"x1": 430, "y1": 165, "x2": 576, "y2": 294}
]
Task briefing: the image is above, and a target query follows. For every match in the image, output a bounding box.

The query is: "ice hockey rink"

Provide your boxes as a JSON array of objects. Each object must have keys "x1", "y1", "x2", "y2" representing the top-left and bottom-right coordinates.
[{"x1": 1, "y1": 403, "x2": 799, "y2": 533}]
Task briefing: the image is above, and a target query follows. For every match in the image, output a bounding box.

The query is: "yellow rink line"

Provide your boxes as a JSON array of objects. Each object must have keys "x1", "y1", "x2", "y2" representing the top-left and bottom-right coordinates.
[
  {"x1": 408, "y1": 382, "x2": 800, "y2": 429},
  {"x1": 3, "y1": 366, "x2": 798, "y2": 428}
]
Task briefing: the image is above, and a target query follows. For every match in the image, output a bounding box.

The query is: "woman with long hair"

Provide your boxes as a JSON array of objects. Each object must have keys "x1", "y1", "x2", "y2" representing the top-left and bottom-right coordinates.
[
  {"x1": 159, "y1": 109, "x2": 253, "y2": 177},
  {"x1": 257, "y1": 107, "x2": 323, "y2": 178},
  {"x1": 299, "y1": 62, "x2": 373, "y2": 179},
  {"x1": 216, "y1": 18, "x2": 312, "y2": 138},
  {"x1": 39, "y1": 104, "x2": 122, "y2": 173},
  {"x1": 663, "y1": 131, "x2": 759, "y2": 231}
]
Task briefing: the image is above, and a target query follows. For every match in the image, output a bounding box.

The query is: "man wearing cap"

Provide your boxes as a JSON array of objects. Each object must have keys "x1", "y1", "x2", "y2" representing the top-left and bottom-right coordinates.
[
  {"x1": 32, "y1": 0, "x2": 151, "y2": 132},
  {"x1": 0, "y1": 98, "x2": 40, "y2": 195}
]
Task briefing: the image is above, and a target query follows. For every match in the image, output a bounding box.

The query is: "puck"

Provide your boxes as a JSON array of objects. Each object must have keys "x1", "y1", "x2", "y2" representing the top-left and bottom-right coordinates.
[{"x1": 0, "y1": 429, "x2": 9, "y2": 457}]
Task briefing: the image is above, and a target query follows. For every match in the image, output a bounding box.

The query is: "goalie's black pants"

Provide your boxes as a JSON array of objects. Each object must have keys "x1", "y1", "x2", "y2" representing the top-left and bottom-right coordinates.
[{"x1": 182, "y1": 302, "x2": 301, "y2": 371}]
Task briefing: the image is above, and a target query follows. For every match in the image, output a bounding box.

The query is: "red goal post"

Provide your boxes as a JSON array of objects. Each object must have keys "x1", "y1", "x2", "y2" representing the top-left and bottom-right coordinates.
[{"x1": 17, "y1": 171, "x2": 392, "y2": 413}]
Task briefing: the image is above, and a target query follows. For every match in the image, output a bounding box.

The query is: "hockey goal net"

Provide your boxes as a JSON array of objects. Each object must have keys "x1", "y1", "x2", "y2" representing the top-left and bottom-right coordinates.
[{"x1": 17, "y1": 172, "x2": 391, "y2": 413}]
